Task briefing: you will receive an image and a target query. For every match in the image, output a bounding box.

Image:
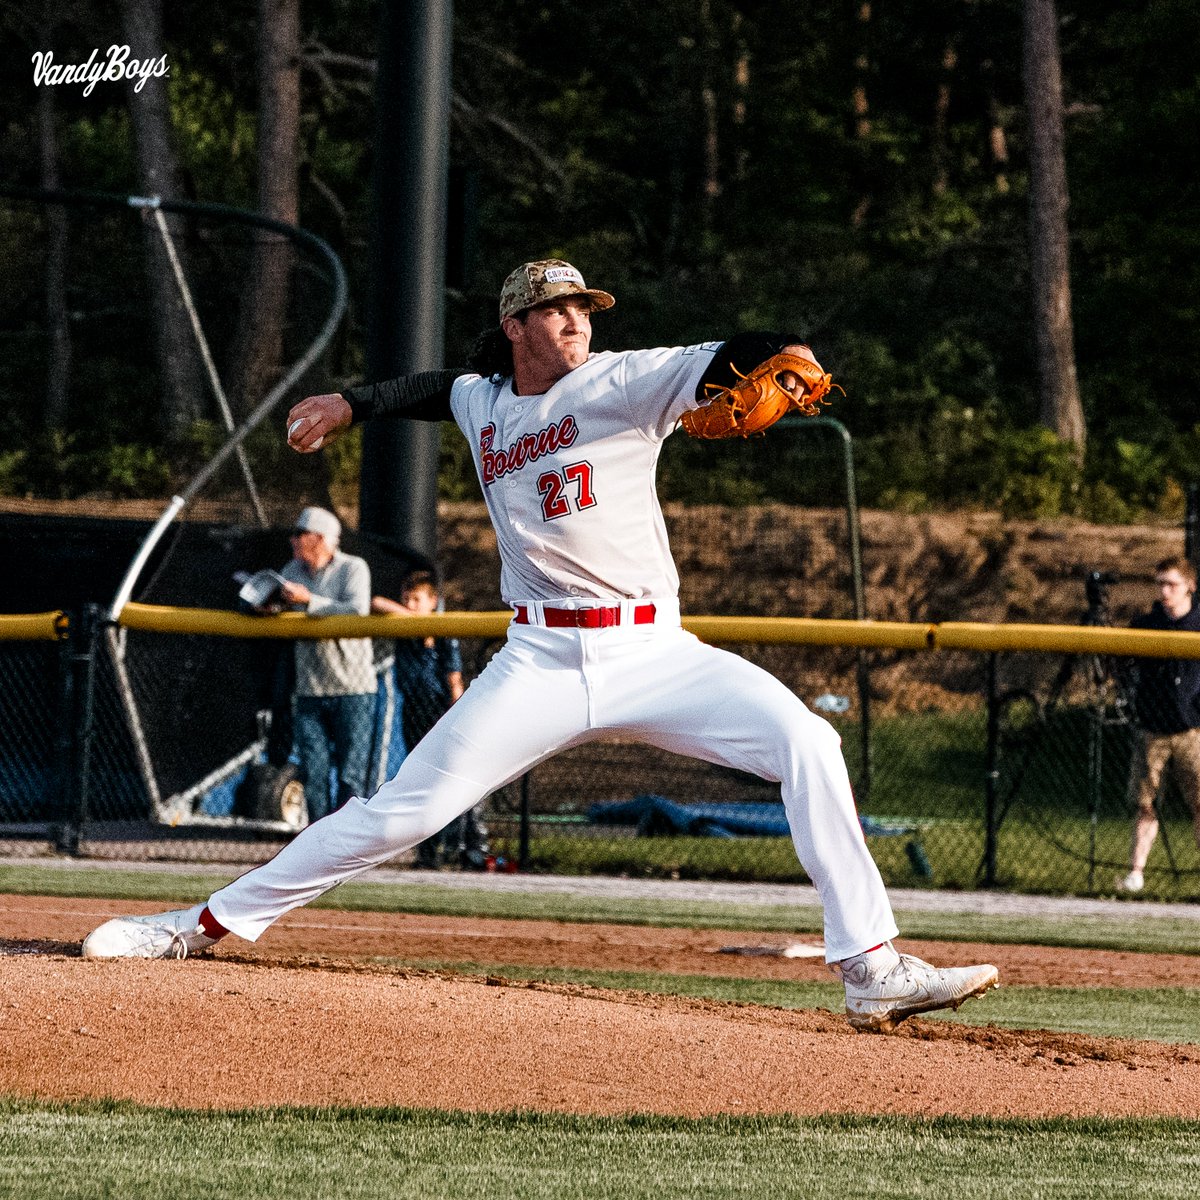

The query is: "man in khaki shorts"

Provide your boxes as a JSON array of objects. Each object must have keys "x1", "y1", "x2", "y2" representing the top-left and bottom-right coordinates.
[{"x1": 1119, "y1": 555, "x2": 1200, "y2": 893}]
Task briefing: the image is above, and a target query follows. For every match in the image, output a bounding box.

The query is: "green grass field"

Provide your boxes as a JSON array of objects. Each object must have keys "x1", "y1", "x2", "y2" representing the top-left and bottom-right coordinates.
[
  {"x1": 5, "y1": 863, "x2": 1200, "y2": 1198},
  {"x1": 3, "y1": 1102, "x2": 1200, "y2": 1200},
  {"x1": 492, "y1": 818, "x2": 1200, "y2": 897},
  {"x1": 7, "y1": 862, "x2": 1200, "y2": 953}
]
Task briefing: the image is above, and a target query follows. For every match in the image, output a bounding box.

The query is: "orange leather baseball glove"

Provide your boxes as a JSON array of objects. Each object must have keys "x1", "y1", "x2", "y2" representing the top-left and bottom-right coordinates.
[{"x1": 680, "y1": 351, "x2": 836, "y2": 439}]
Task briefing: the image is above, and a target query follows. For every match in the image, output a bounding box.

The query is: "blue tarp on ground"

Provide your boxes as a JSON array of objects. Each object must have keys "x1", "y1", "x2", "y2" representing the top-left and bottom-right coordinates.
[{"x1": 587, "y1": 794, "x2": 919, "y2": 842}]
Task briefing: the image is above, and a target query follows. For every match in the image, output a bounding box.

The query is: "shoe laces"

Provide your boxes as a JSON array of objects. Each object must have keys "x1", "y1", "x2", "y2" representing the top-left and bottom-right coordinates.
[
  {"x1": 167, "y1": 930, "x2": 192, "y2": 960},
  {"x1": 896, "y1": 952, "x2": 933, "y2": 978}
]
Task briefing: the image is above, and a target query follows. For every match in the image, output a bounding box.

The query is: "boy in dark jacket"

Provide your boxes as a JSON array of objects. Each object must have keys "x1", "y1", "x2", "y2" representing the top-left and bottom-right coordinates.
[{"x1": 381, "y1": 572, "x2": 489, "y2": 869}]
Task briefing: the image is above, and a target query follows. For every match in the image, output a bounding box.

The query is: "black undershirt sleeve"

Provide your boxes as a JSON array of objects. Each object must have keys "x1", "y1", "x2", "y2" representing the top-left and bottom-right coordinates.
[
  {"x1": 342, "y1": 337, "x2": 807, "y2": 417},
  {"x1": 342, "y1": 368, "x2": 465, "y2": 424},
  {"x1": 695, "y1": 332, "x2": 807, "y2": 400}
]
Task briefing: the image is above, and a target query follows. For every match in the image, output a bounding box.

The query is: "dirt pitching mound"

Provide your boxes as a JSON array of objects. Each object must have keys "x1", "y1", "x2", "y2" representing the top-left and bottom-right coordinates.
[{"x1": 2, "y1": 895, "x2": 1199, "y2": 1118}]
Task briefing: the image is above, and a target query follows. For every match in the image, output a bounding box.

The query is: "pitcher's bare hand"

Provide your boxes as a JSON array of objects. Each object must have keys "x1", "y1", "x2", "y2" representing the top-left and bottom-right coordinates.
[
  {"x1": 286, "y1": 394, "x2": 352, "y2": 452},
  {"x1": 278, "y1": 580, "x2": 311, "y2": 606}
]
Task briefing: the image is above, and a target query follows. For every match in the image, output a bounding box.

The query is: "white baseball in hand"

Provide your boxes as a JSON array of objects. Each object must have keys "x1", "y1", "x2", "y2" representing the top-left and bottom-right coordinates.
[{"x1": 289, "y1": 417, "x2": 323, "y2": 450}]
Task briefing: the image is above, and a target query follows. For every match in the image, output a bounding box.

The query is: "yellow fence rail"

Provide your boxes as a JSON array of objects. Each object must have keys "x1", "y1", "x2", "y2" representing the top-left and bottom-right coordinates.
[
  {"x1": 110, "y1": 602, "x2": 1200, "y2": 660},
  {"x1": 0, "y1": 611, "x2": 68, "y2": 641}
]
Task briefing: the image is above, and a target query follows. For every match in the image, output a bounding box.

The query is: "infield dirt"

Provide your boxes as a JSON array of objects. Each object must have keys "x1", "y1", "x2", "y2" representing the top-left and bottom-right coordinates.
[{"x1": 3, "y1": 894, "x2": 1200, "y2": 1118}]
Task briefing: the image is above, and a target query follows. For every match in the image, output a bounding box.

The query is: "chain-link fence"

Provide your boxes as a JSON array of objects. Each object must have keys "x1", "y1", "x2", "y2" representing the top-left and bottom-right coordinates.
[
  {"x1": 6, "y1": 183, "x2": 1194, "y2": 896},
  {"x1": 0, "y1": 618, "x2": 68, "y2": 832},
  {"x1": 4, "y1": 606, "x2": 1198, "y2": 899}
]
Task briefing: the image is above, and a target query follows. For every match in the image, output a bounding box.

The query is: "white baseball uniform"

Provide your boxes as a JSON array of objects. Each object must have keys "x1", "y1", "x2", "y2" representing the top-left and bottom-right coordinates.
[{"x1": 207, "y1": 343, "x2": 899, "y2": 961}]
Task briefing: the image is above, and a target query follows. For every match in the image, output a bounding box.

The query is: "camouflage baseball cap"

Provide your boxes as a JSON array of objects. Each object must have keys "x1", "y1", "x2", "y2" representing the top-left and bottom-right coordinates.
[{"x1": 498, "y1": 259, "x2": 616, "y2": 322}]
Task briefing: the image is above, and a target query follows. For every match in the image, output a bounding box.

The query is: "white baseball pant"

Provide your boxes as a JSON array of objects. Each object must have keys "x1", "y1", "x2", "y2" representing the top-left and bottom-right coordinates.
[{"x1": 208, "y1": 611, "x2": 899, "y2": 961}]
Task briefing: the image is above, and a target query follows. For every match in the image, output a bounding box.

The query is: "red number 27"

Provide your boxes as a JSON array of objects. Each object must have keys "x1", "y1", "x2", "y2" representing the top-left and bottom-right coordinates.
[{"x1": 537, "y1": 461, "x2": 596, "y2": 521}]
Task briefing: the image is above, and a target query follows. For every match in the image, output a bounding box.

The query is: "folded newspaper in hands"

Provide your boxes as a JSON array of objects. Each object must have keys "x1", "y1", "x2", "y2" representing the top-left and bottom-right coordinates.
[{"x1": 234, "y1": 569, "x2": 288, "y2": 610}]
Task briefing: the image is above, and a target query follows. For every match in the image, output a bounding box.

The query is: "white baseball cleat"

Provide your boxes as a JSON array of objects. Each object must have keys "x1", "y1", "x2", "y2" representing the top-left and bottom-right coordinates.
[
  {"x1": 835, "y1": 942, "x2": 999, "y2": 1033},
  {"x1": 1116, "y1": 870, "x2": 1145, "y2": 894},
  {"x1": 81, "y1": 903, "x2": 218, "y2": 960}
]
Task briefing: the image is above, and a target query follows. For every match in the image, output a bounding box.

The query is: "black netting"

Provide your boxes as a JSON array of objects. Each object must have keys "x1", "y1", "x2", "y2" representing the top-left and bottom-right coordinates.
[{"x1": 5, "y1": 613, "x2": 1193, "y2": 899}]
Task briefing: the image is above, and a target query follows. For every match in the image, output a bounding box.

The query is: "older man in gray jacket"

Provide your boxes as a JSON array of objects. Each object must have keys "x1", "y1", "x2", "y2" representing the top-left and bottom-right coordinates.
[{"x1": 277, "y1": 506, "x2": 375, "y2": 822}]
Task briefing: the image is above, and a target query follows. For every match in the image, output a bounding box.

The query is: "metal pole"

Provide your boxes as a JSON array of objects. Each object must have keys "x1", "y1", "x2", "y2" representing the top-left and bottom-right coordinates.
[
  {"x1": 107, "y1": 204, "x2": 346, "y2": 620},
  {"x1": 105, "y1": 624, "x2": 162, "y2": 816},
  {"x1": 63, "y1": 604, "x2": 102, "y2": 854},
  {"x1": 518, "y1": 773, "x2": 532, "y2": 871},
  {"x1": 835, "y1": 421, "x2": 874, "y2": 802},
  {"x1": 145, "y1": 202, "x2": 266, "y2": 526},
  {"x1": 779, "y1": 415, "x2": 872, "y2": 796},
  {"x1": 1087, "y1": 698, "x2": 1100, "y2": 889},
  {"x1": 359, "y1": 0, "x2": 452, "y2": 560},
  {"x1": 983, "y1": 651, "x2": 999, "y2": 886},
  {"x1": 776, "y1": 415, "x2": 867, "y2": 619},
  {"x1": 0, "y1": 186, "x2": 348, "y2": 624},
  {"x1": 108, "y1": 496, "x2": 186, "y2": 621},
  {"x1": 52, "y1": 612, "x2": 77, "y2": 851}
]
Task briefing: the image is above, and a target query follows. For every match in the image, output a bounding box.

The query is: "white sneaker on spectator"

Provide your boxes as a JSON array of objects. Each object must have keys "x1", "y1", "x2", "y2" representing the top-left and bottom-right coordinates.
[
  {"x1": 1117, "y1": 870, "x2": 1145, "y2": 894},
  {"x1": 82, "y1": 903, "x2": 218, "y2": 960},
  {"x1": 835, "y1": 942, "x2": 999, "y2": 1033}
]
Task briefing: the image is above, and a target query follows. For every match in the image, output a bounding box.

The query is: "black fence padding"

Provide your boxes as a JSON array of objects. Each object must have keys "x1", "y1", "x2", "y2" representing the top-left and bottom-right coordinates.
[
  {"x1": 0, "y1": 512, "x2": 431, "y2": 613},
  {"x1": 0, "y1": 512, "x2": 431, "y2": 807}
]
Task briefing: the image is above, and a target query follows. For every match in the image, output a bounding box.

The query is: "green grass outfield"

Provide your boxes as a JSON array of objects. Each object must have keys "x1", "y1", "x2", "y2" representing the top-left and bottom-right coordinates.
[
  {"x1": 375, "y1": 961, "x2": 1200, "y2": 1045},
  {"x1": 5, "y1": 863, "x2": 1200, "y2": 1198},
  {"x1": 3, "y1": 1103, "x2": 1200, "y2": 1200}
]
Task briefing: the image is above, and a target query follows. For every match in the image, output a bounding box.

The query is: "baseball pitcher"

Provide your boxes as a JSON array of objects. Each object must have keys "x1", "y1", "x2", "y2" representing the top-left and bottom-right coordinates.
[{"x1": 84, "y1": 259, "x2": 998, "y2": 1032}]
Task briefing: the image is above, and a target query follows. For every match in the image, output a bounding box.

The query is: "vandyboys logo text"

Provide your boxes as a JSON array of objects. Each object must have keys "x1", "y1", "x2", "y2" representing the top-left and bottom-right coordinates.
[{"x1": 32, "y1": 45, "x2": 169, "y2": 96}]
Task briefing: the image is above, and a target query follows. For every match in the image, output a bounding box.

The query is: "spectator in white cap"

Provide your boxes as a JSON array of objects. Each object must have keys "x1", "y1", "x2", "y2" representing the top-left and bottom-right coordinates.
[{"x1": 274, "y1": 506, "x2": 375, "y2": 823}]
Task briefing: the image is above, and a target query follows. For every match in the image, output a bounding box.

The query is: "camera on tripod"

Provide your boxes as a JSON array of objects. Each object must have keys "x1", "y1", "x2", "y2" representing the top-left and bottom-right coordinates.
[{"x1": 1085, "y1": 570, "x2": 1119, "y2": 625}]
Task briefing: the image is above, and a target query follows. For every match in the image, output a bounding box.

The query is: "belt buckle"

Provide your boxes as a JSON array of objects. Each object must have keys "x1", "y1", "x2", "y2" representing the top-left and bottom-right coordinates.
[{"x1": 571, "y1": 606, "x2": 616, "y2": 628}]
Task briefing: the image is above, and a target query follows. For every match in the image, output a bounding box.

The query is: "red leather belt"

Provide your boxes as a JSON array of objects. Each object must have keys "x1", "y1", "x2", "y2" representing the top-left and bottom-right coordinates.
[{"x1": 513, "y1": 603, "x2": 657, "y2": 628}]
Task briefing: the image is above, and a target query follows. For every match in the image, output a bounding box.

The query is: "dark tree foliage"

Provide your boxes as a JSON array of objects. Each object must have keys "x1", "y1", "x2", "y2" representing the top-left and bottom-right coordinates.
[{"x1": 1, "y1": 0, "x2": 1196, "y2": 518}]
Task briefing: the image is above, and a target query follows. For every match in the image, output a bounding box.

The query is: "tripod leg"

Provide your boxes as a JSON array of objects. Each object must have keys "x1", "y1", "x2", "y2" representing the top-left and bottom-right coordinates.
[
  {"x1": 1087, "y1": 703, "x2": 1105, "y2": 890},
  {"x1": 1154, "y1": 790, "x2": 1180, "y2": 877}
]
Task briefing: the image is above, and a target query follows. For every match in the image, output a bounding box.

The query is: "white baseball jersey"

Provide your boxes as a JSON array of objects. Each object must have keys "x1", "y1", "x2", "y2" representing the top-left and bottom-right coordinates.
[{"x1": 449, "y1": 344, "x2": 719, "y2": 603}]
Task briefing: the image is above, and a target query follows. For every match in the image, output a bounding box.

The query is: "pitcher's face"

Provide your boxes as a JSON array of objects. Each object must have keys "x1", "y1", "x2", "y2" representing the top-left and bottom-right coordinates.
[{"x1": 504, "y1": 298, "x2": 592, "y2": 391}]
